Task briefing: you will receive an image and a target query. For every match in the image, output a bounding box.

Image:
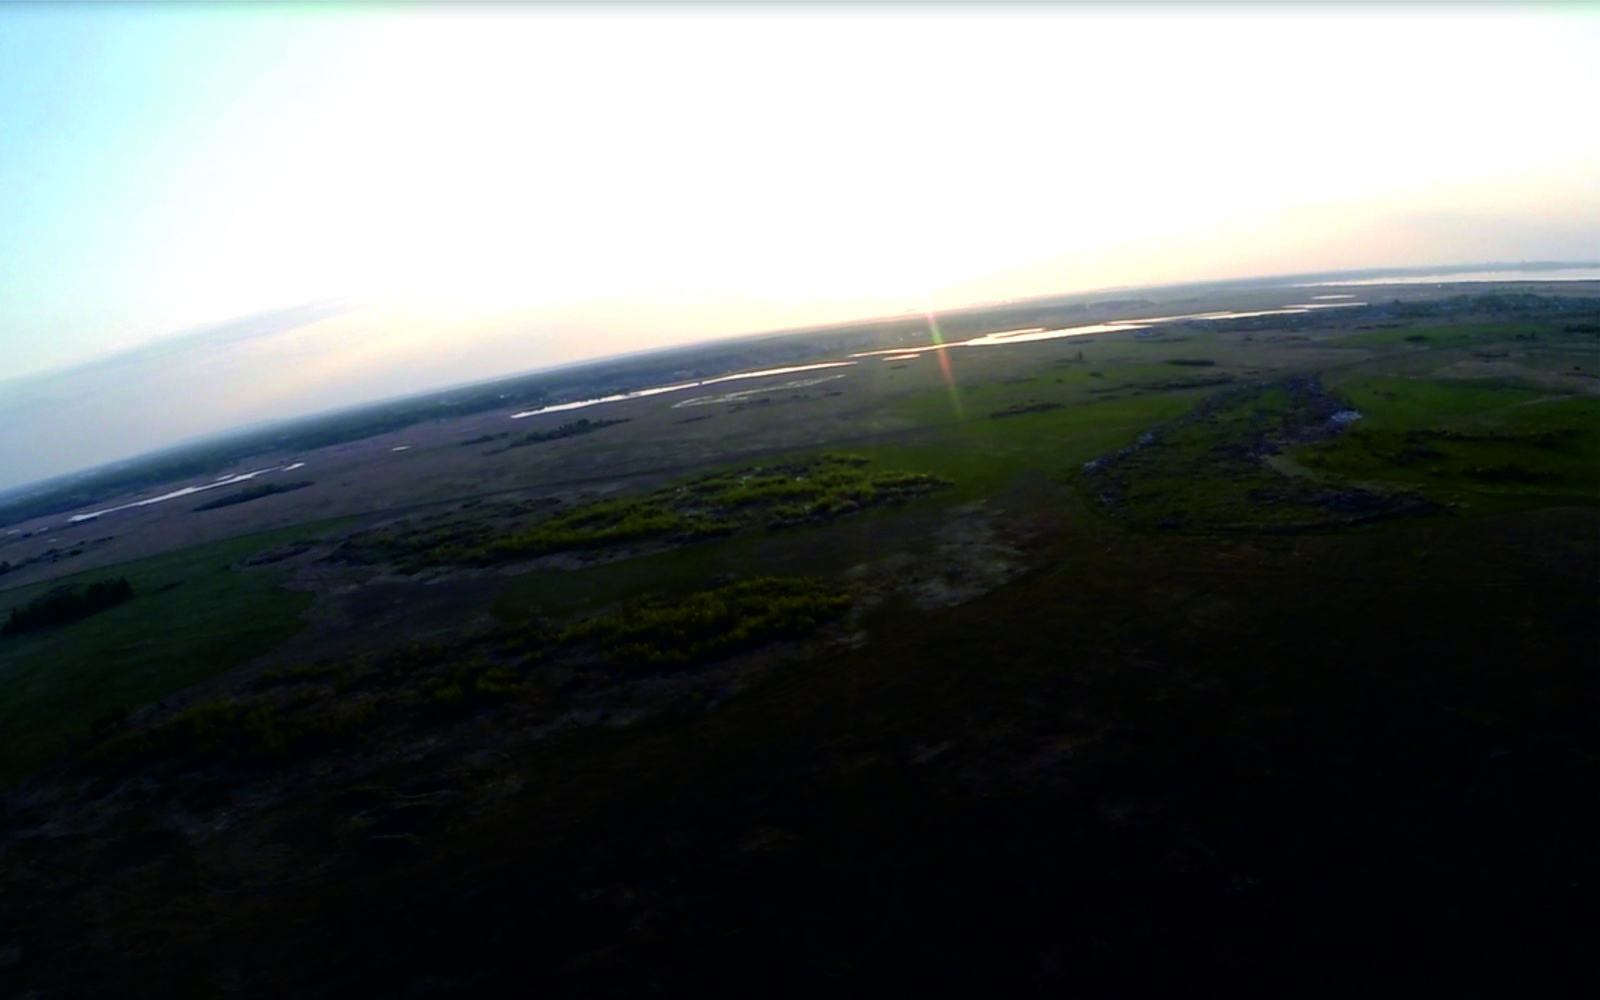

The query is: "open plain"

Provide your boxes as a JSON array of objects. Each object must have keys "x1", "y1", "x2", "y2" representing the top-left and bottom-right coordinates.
[{"x1": 1, "y1": 278, "x2": 1597, "y2": 997}]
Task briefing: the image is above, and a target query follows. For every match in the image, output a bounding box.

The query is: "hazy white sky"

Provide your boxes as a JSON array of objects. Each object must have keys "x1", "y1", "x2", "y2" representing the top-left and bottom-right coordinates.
[{"x1": 0, "y1": 6, "x2": 1596, "y2": 487}]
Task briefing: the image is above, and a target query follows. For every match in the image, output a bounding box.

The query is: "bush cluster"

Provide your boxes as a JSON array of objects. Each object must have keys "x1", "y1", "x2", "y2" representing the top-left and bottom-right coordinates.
[
  {"x1": 423, "y1": 659, "x2": 521, "y2": 707},
  {"x1": 88, "y1": 696, "x2": 375, "y2": 769},
  {"x1": 2, "y1": 577, "x2": 134, "y2": 637},
  {"x1": 192, "y1": 480, "x2": 312, "y2": 512},
  {"x1": 560, "y1": 576, "x2": 852, "y2": 670},
  {"x1": 504, "y1": 417, "x2": 630, "y2": 449},
  {"x1": 409, "y1": 454, "x2": 947, "y2": 567}
]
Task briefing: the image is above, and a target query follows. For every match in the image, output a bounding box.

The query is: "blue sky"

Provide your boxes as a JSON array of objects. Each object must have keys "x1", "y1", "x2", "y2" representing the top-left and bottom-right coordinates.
[
  {"x1": 0, "y1": 6, "x2": 1596, "y2": 487},
  {"x1": 1, "y1": 7, "x2": 358, "y2": 376}
]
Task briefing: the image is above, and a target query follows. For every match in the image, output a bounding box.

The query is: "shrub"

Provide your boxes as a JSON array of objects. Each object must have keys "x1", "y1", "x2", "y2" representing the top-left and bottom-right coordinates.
[
  {"x1": 87, "y1": 696, "x2": 376, "y2": 770},
  {"x1": 351, "y1": 454, "x2": 948, "y2": 569},
  {"x1": 2, "y1": 577, "x2": 134, "y2": 637},
  {"x1": 561, "y1": 577, "x2": 852, "y2": 671}
]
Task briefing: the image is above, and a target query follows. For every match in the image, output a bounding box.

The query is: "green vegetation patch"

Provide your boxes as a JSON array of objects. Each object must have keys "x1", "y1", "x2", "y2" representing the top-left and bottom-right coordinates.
[
  {"x1": 891, "y1": 356, "x2": 1231, "y2": 428},
  {"x1": 989, "y1": 401, "x2": 1064, "y2": 419},
  {"x1": 0, "y1": 524, "x2": 329, "y2": 784},
  {"x1": 842, "y1": 390, "x2": 1214, "y2": 508},
  {"x1": 1296, "y1": 378, "x2": 1600, "y2": 508},
  {"x1": 1081, "y1": 377, "x2": 1436, "y2": 532},
  {"x1": 88, "y1": 696, "x2": 377, "y2": 770},
  {"x1": 88, "y1": 644, "x2": 529, "y2": 774},
  {"x1": 331, "y1": 498, "x2": 562, "y2": 570},
  {"x1": 1, "y1": 577, "x2": 133, "y2": 637},
  {"x1": 559, "y1": 576, "x2": 852, "y2": 671},
  {"x1": 84, "y1": 575, "x2": 848, "y2": 775},
  {"x1": 1327, "y1": 376, "x2": 1543, "y2": 425},
  {"x1": 192, "y1": 480, "x2": 313, "y2": 511},
  {"x1": 496, "y1": 417, "x2": 631, "y2": 451},
  {"x1": 1126, "y1": 373, "x2": 1235, "y2": 392},
  {"x1": 1330, "y1": 307, "x2": 1600, "y2": 351},
  {"x1": 342, "y1": 455, "x2": 950, "y2": 572}
]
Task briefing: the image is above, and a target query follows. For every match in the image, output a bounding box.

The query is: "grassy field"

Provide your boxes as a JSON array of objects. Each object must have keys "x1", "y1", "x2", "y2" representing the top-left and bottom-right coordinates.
[
  {"x1": 2, "y1": 298, "x2": 1598, "y2": 998},
  {"x1": 866, "y1": 388, "x2": 1213, "y2": 498},
  {"x1": 1080, "y1": 377, "x2": 1433, "y2": 532},
  {"x1": 13, "y1": 309, "x2": 1584, "y2": 726},
  {"x1": 0, "y1": 522, "x2": 337, "y2": 783},
  {"x1": 1298, "y1": 377, "x2": 1600, "y2": 512},
  {"x1": 338, "y1": 454, "x2": 950, "y2": 573},
  {"x1": 36, "y1": 491, "x2": 1591, "y2": 999},
  {"x1": 4, "y1": 311, "x2": 1593, "y2": 785},
  {"x1": 488, "y1": 389, "x2": 1219, "y2": 622}
]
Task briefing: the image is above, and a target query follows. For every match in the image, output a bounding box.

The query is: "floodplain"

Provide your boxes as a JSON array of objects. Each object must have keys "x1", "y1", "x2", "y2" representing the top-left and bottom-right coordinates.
[{"x1": 0, "y1": 279, "x2": 1596, "y2": 997}]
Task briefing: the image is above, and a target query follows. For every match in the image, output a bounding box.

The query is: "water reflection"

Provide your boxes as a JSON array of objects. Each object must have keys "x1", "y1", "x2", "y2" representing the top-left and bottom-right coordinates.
[
  {"x1": 1294, "y1": 268, "x2": 1600, "y2": 287},
  {"x1": 509, "y1": 362, "x2": 856, "y2": 419},
  {"x1": 964, "y1": 322, "x2": 1152, "y2": 346},
  {"x1": 672, "y1": 373, "x2": 848, "y2": 408},
  {"x1": 72, "y1": 469, "x2": 266, "y2": 522},
  {"x1": 66, "y1": 459, "x2": 312, "y2": 523},
  {"x1": 852, "y1": 321, "x2": 1151, "y2": 358}
]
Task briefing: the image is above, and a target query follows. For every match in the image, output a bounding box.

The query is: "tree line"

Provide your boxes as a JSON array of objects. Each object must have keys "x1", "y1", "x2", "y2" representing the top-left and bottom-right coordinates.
[{"x1": 2, "y1": 577, "x2": 134, "y2": 637}]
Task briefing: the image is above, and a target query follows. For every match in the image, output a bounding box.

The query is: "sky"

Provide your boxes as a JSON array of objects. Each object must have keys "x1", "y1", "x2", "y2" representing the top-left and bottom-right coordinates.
[{"x1": 0, "y1": 5, "x2": 1597, "y2": 489}]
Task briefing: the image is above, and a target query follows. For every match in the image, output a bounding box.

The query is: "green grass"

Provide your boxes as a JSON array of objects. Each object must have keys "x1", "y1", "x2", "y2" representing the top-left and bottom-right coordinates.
[
  {"x1": 490, "y1": 391, "x2": 1209, "y2": 621},
  {"x1": 888, "y1": 360, "x2": 1217, "y2": 428},
  {"x1": 1330, "y1": 318, "x2": 1568, "y2": 349},
  {"x1": 860, "y1": 389, "x2": 1215, "y2": 503},
  {"x1": 87, "y1": 575, "x2": 851, "y2": 775},
  {"x1": 1327, "y1": 376, "x2": 1547, "y2": 425},
  {"x1": 494, "y1": 540, "x2": 741, "y2": 622},
  {"x1": 1079, "y1": 378, "x2": 1437, "y2": 532},
  {"x1": 0, "y1": 522, "x2": 337, "y2": 784},
  {"x1": 1296, "y1": 377, "x2": 1600, "y2": 510}
]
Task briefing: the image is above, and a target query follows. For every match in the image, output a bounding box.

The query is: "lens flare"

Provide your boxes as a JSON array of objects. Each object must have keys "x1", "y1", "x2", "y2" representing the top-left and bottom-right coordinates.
[{"x1": 924, "y1": 304, "x2": 964, "y2": 420}]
